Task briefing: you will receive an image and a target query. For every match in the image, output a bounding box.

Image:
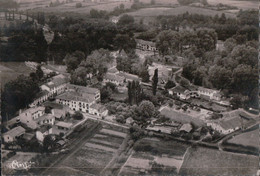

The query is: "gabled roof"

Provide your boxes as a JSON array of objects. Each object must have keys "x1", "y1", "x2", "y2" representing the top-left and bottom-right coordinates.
[
  {"x1": 135, "y1": 39, "x2": 156, "y2": 47},
  {"x1": 35, "y1": 114, "x2": 55, "y2": 122},
  {"x1": 90, "y1": 103, "x2": 107, "y2": 113},
  {"x1": 4, "y1": 126, "x2": 26, "y2": 138},
  {"x1": 117, "y1": 72, "x2": 140, "y2": 81},
  {"x1": 21, "y1": 106, "x2": 45, "y2": 115},
  {"x1": 179, "y1": 123, "x2": 193, "y2": 133},
  {"x1": 108, "y1": 67, "x2": 119, "y2": 74},
  {"x1": 170, "y1": 85, "x2": 188, "y2": 94},
  {"x1": 34, "y1": 90, "x2": 49, "y2": 99},
  {"x1": 118, "y1": 49, "x2": 128, "y2": 58},
  {"x1": 56, "y1": 121, "x2": 73, "y2": 128},
  {"x1": 198, "y1": 86, "x2": 220, "y2": 94},
  {"x1": 104, "y1": 73, "x2": 124, "y2": 82},
  {"x1": 38, "y1": 125, "x2": 52, "y2": 133},
  {"x1": 56, "y1": 92, "x2": 96, "y2": 103},
  {"x1": 66, "y1": 84, "x2": 99, "y2": 95},
  {"x1": 52, "y1": 109, "x2": 66, "y2": 118}
]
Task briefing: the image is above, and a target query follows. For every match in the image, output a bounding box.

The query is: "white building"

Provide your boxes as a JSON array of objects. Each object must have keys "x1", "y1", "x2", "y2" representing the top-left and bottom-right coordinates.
[
  {"x1": 19, "y1": 106, "x2": 45, "y2": 129},
  {"x1": 3, "y1": 126, "x2": 26, "y2": 143},
  {"x1": 36, "y1": 125, "x2": 53, "y2": 142},
  {"x1": 89, "y1": 103, "x2": 108, "y2": 117},
  {"x1": 136, "y1": 39, "x2": 158, "y2": 52},
  {"x1": 197, "y1": 87, "x2": 221, "y2": 101}
]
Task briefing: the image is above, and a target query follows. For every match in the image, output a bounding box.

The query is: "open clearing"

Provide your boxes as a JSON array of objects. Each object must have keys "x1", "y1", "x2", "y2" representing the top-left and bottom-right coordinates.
[
  {"x1": 0, "y1": 62, "x2": 33, "y2": 88},
  {"x1": 119, "y1": 138, "x2": 189, "y2": 175},
  {"x1": 180, "y1": 147, "x2": 259, "y2": 176},
  {"x1": 31, "y1": 1, "x2": 133, "y2": 14},
  {"x1": 207, "y1": 0, "x2": 258, "y2": 10},
  {"x1": 227, "y1": 126, "x2": 259, "y2": 148},
  {"x1": 126, "y1": 6, "x2": 237, "y2": 18}
]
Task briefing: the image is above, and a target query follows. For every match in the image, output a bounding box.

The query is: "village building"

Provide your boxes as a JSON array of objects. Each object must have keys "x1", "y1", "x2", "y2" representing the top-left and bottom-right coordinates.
[
  {"x1": 135, "y1": 39, "x2": 158, "y2": 52},
  {"x1": 51, "y1": 108, "x2": 68, "y2": 120},
  {"x1": 89, "y1": 104, "x2": 108, "y2": 117},
  {"x1": 55, "y1": 121, "x2": 73, "y2": 132},
  {"x1": 179, "y1": 123, "x2": 193, "y2": 133},
  {"x1": 66, "y1": 84, "x2": 100, "y2": 101},
  {"x1": 197, "y1": 87, "x2": 221, "y2": 101},
  {"x1": 206, "y1": 110, "x2": 252, "y2": 134},
  {"x1": 30, "y1": 74, "x2": 68, "y2": 107},
  {"x1": 111, "y1": 16, "x2": 119, "y2": 24},
  {"x1": 35, "y1": 114, "x2": 55, "y2": 126},
  {"x1": 36, "y1": 125, "x2": 53, "y2": 142},
  {"x1": 169, "y1": 86, "x2": 191, "y2": 100},
  {"x1": 18, "y1": 106, "x2": 45, "y2": 129},
  {"x1": 103, "y1": 72, "x2": 125, "y2": 86},
  {"x1": 3, "y1": 126, "x2": 26, "y2": 143}
]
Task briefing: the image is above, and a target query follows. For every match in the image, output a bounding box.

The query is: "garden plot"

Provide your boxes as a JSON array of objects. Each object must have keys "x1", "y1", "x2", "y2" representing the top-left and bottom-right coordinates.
[
  {"x1": 100, "y1": 128, "x2": 127, "y2": 138},
  {"x1": 52, "y1": 126, "x2": 127, "y2": 175},
  {"x1": 119, "y1": 138, "x2": 189, "y2": 175}
]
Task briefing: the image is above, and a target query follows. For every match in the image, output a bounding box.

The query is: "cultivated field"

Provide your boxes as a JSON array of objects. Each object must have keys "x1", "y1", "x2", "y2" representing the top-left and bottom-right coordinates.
[
  {"x1": 0, "y1": 62, "x2": 33, "y2": 88},
  {"x1": 119, "y1": 138, "x2": 190, "y2": 175},
  {"x1": 180, "y1": 147, "x2": 259, "y2": 176},
  {"x1": 227, "y1": 126, "x2": 259, "y2": 148},
  {"x1": 45, "y1": 124, "x2": 128, "y2": 175}
]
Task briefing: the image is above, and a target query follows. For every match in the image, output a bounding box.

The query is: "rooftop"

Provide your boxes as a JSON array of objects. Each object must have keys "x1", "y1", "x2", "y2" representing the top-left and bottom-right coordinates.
[
  {"x1": 117, "y1": 72, "x2": 140, "y2": 81},
  {"x1": 4, "y1": 126, "x2": 26, "y2": 138},
  {"x1": 170, "y1": 85, "x2": 188, "y2": 94},
  {"x1": 135, "y1": 39, "x2": 156, "y2": 47},
  {"x1": 35, "y1": 114, "x2": 55, "y2": 122},
  {"x1": 56, "y1": 92, "x2": 96, "y2": 103},
  {"x1": 34, "y1": 90, "x2": 49, "y2": 99},
  {"x1": 56, "y1": 121, "x2": 73, "y2": 128},
  {"x1": 21, "y1": 106, "x2": 45, "y2": 115},
  {"x1": 90, "y1": 103, "x2": 107, "y2": 113},
  {"x1": 104, "y1": 73, "x2": 124, "y2": 82},
  {"x1": 108, "y1": 67, "x2": 119, "y2": 74},
  {"x1": 38, "y1": 125, "x2": 52, "y2": 133},
  {"x1": 198, "y1": 86, "x2": 220, "y2": 94},
  {"x1": 179, "y1": 123, "x2": 193, "y2": 133},
  {"x1": 66, "y1": 84, "x2": 99, "y2": 95}
]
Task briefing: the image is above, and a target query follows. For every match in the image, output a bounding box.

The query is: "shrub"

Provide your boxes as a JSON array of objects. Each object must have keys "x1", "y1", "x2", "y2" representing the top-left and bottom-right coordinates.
[{"x1": 72, "y1": 111, "x2": 83, "y2": 120}]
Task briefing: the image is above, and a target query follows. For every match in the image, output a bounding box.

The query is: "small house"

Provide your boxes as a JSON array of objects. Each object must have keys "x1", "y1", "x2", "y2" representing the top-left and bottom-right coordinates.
[
  {"x1": 169, "y1": 86, "x2": 191, "y2": 100},
  {"x1": 36, "y1": 125, "x2": 53, "y2": 142},
  {"x1": 179, "y1": 123, "x2": 193, "y2": 133},
  {"x1": 89, "y1": 103, "x2": 108, "y2": 117},
  {"x1": 3, "y1": 126, "x2": 26, "y2": 143}
]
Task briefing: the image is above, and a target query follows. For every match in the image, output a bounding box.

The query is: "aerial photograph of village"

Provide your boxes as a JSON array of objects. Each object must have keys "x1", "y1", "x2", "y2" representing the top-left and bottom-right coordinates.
[{"x1": 0, "y1": 0, "x2": 259, "y2": 175}]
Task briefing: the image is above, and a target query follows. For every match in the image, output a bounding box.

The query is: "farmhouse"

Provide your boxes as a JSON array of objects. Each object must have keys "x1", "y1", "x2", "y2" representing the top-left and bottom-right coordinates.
[
  {"x1": 66, "y1": 84, "x2": 100, "y2": 101},
  {"x1": 35, "y1": 114, "x2": 55, "y2": 126},
  {"x1": 169, "y1": 86, "x2": 191, "y2": 100},
  {"x1": 103, "y1": 72, "x2": 125, "y2": 86},
  {"x1": 18, "y1": 106, "x2": 45, "y2": 129},
  {"x1": 136, "y1": 39, "x2": 158, "y2": 52},
  {"x1": 29, "y1": 90, "x2": 50, "y2": 107},
  {"x1": 55, "y1": 121, "x2": 73, "y2": 131},
  {"x1": 3, "y1": 126, "x2": 26, "y2": 143},
  {"x1": 89, "y1": 103, "x2": 108, "y2": 117},
  {"x1": 36, "y1": 125, "x2": 53, "y2": 142},
  {"x1": 197, "y1": 87, "x2": 221, "y2": 101},
  {"x1": 117, "y1": 72, "x2": 141, "y2": 82}
]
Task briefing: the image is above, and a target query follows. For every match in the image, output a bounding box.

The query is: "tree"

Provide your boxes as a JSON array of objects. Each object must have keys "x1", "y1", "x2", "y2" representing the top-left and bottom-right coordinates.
[
  {"x1": 43, "y1": 134, "x2": 56, "y2": 152},
  {"x1": 138, "y1": 100, "x2": 155, "y2": 119},
  {"x1": 164, "y1": 80, "x2": 176, "y2": 89},
  {"x1": 76, "y1": 2, "x2": 82, "y2": 8},
  {"x1": 1, "y1": 75, "x2": 40, "y2": 120},
  {"x1": 152, "y1": 69, "x2": 158, "y2": 95},
  {"x1": 72, "y1": 111, "x2": 84, "y2": 120},
  {"x1": 139, "y1": 66, "x2": 150, "y2": 82},
  {"x1": 36, "y1": 65, "x2": 44, "y2": 81},
  {"x1": 118, "y1": 14, "x2": 134, "y2": 25}
]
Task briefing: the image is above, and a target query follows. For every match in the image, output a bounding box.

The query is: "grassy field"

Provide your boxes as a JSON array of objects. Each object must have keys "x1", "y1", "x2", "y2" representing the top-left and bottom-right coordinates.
[
  {"x1": 127, "y1": 6, "x2": 236, "y2": 18},
  {"x1": 207, "y1": 0, "x2": 258, "y2": 10},
  {"x1": 31, "y1": 1, "x2": 133, "y2": 14},
  {"x1": 227, "y1": 126, "x2": 259, "y2": 148},
  {"x1": 180, "y1": 146, "x2": 259, "y2": 176},
  {"x1": 0, "y1": 62, "x2": 33, "y2": 88},
  {"x1": 139, "y1": 0, "x2": 179, "y2": 5},
  {"x1": 119, "y1": 137, "x2": 190, "y2": 175}
]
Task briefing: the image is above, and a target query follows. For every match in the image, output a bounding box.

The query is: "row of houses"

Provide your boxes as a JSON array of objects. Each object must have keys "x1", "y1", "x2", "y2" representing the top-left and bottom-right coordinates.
[
  {"x1": 29, "y1": 74, "x2": 68, "y2": 107},
  {"x1": 169, "y1": 85, "x2": 222, "y2": 102}
]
